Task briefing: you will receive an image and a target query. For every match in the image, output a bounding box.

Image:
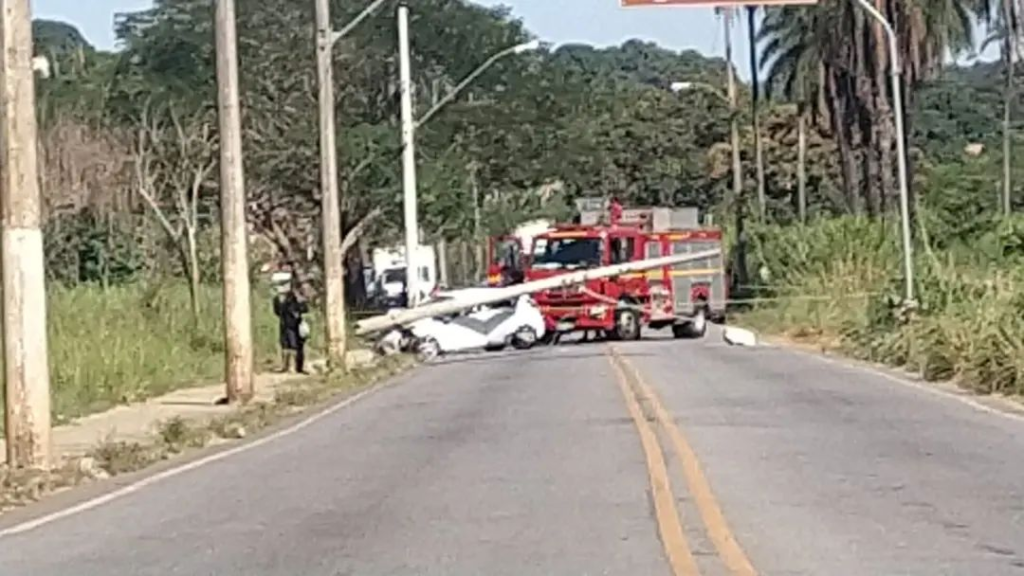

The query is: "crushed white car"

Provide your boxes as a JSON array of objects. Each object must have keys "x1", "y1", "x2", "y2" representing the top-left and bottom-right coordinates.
[{"x1": 377, "y1": 291, "x2": 546, "y2": 360}]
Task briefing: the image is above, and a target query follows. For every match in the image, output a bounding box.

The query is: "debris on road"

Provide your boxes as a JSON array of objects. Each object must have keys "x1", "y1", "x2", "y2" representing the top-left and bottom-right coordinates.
[{"x1": 723, "y1": 326, "x2": 758, "y2": 347}]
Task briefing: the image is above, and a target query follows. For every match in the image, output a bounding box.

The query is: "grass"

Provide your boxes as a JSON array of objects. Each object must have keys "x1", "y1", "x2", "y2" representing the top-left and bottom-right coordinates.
[
  {"x1": 1, "y1": 280, "x2": 326, "y2": 431},
  {"x1": 738, "y1": 217, "x2": 1024, "y2": 398}
]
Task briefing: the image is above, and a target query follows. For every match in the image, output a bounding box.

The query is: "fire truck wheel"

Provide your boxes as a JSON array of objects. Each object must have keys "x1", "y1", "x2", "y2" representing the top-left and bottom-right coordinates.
[{"x1": 613, "y1": 309, "x2": 642, "y2": 341}]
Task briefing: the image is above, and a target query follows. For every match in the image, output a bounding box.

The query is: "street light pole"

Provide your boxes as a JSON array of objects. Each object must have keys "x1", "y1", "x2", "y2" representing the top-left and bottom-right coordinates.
[
  {"x1": 397, "y1": 2, "x2": 539, "y2": 307},
  {"x1": 853, "y1": 0, "x2": 915, "y2": 305},
  {"x1": 397, "y1": 4, "x2": 420, "y2": 307}
]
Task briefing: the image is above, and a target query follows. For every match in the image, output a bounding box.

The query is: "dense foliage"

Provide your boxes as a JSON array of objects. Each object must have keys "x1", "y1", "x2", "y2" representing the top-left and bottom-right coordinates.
[
  {"x1": 23, "y1": 0, "x2": 1024, "y2": 408},
  {"x1": 34, "y1": 1, "x2": 744, "y2": 297}
]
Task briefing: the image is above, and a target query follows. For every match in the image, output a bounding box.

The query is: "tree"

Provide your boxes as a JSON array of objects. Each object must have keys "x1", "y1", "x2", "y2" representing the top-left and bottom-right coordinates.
[
  {"x1": 759, "y1": 0, "x2": 978, "y2": 216},
  {"x1": 978, "y1": 0, "x2": 1024, "y2": 214},
  {"x1": 132, "y1": 104, "x2": 217, "y2": 324}
]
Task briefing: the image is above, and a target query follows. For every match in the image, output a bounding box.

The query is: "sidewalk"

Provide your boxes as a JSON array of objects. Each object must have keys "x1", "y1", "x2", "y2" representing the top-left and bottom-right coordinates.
[{"x1": 1, "y1": 372, "x2": 311, "y2": 465}]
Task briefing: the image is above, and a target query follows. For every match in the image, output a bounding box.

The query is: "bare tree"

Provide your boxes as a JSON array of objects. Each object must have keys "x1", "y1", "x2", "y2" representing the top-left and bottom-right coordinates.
[{"x1": 132, "y1": 104, "x2": 217, "y2": 324}]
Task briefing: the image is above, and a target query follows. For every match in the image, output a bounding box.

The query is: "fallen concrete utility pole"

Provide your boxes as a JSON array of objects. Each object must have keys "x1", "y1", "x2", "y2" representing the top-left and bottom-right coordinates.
[{"x1": 355, "y1": 249, "x2": 721, "y2": 335}]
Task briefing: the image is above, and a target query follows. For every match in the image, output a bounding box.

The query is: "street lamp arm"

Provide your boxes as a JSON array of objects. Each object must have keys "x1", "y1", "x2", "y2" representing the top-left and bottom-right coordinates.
[
  {"x1": 331, "y1": 0, "x2": 389, "y2": 45},
  {"x1": 671, "y1": 81, "x2": 730, "y2": 105},
  {"x1": 852, "y1": 0, "x2": 901, "y2": 74},
  {"x1": 415, "y1": 45, "x2": 518, "y2": 129}
]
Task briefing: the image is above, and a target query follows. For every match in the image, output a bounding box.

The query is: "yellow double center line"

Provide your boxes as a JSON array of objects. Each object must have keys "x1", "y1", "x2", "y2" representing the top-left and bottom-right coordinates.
[{"x1": 608, "y1": 346, "x2": 757, "y2": 576}]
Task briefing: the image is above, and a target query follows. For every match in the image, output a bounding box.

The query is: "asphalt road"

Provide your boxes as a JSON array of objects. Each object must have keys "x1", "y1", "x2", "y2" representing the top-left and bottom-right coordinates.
[{"x1": 2, "y1": 332, "x2": 1024, "y2": 575}]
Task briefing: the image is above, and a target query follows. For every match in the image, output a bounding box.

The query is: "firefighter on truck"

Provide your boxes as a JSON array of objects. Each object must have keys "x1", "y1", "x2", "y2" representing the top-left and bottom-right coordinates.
[{"x1": 525, "y1": 199, "x2": 727, "y2": 342}]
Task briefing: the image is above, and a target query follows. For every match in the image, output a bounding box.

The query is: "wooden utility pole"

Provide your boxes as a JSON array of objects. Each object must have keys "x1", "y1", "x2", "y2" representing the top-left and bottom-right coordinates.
[
  {"x1": 214, "y1": 0, "x2": 254, "y2": 402},
  {"x1": 2, "y1": 0, "x2": 53, "y2": 468},
  {"x1": 314, "y1": 0, "x2": 347, "y2": 369}
]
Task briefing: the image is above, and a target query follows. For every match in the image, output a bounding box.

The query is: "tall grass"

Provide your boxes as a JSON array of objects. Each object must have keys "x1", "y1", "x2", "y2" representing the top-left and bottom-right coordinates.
[
  {"x1": 742, "y1": 217, "x2": 1024, "y2": 397},
  {"x1": 2, "y1": 282, "x2": 321, "y2": 428}
]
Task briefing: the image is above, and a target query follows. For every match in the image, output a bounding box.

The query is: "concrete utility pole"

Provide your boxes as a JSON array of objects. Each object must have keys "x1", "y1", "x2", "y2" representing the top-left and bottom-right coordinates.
[
  {"x1": 214, "y1": 0, "x2": 255, "y2": 402},
  {"x1": 314, "y1": 0, "x2": 346, "y2": 369},
  {"x1": 470, "y1": 161, "x2": 482, "y2": 281},
  {"x1": 2, "y1": 0, "x2": 53, "y2": 469},
  {"x1": 724, "y1": 9, "x2": 743, "y2": 209},
  {"x1": 397, "y1": 3, "x2": 421, "y2": 307},
  {"x1": 746, "y1": 7, "x2": 766, "y2": 221},
  {"x1": 724, "y1": 8, "x2": 749, "y2": 288}
]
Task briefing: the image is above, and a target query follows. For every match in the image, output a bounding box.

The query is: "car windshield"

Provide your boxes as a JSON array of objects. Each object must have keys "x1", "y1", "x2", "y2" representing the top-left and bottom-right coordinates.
[
  {"x1": 492, "y1": 239, "x2": 520, "y2": 266},
  {"x1": 532, "y1": 238, "x2": 602, "y2": 270},
  {"x1": 381, "y1": 269, "x2": 406, "y2": 284}
]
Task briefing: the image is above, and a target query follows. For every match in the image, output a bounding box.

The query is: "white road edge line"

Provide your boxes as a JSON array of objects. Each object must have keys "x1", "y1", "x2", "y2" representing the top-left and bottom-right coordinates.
[
  {"x1": 797, "y1": 349, "x2": 1024, "y2": 425},
  {"x1": 0, "y1": 379, "x2": 392, "y2": 539}
]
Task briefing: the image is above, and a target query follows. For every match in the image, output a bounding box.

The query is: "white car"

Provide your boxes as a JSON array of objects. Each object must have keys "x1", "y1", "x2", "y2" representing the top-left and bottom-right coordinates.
[{"x1": 407, "y1": 294, "x2": 546, "y2": 360}]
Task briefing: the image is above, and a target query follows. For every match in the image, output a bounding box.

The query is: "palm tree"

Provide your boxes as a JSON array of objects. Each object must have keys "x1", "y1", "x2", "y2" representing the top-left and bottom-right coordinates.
[
  {"x1": 980, "y1": 0, "x2": 1022, "y2": 214},
  {"x1": 746, "y1": 7, "x2": 767, "y2": 220},
  {"x1": 759, "y1": 6, "x2": 829, "y2": 220},
  {"x1": 759, "y1": 0, "x2": 980, "y2": 218}
]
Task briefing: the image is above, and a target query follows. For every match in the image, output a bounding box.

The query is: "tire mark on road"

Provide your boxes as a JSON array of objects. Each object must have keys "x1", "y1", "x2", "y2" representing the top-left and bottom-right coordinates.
[
  {"x1": 612, "y1": 346, "x2": 758, "y2": 576},
  {"x1": 608, "y1": 352, "x2": 702, "y2": 576}
]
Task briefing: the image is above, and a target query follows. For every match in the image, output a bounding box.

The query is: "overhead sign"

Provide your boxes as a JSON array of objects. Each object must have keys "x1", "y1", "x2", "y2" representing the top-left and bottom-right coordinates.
[{"x1": 621, "y1": 0, "x2": 816, "y2": 6}]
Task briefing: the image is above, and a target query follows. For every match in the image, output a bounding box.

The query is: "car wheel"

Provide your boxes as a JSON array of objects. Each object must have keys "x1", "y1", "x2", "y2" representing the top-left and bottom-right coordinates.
[
  {"x1": 511, "y1": 326, "x2": 538, "y2": 350},
  {"x1": 612, "y1": 308, "x2": 641, "y2": 341},
  {"x1": 417, "y1": 337, "x2": 441, "y2": 361},
  {"x1": 673, "y1": 307, "x2": 708, "y2": 339}
]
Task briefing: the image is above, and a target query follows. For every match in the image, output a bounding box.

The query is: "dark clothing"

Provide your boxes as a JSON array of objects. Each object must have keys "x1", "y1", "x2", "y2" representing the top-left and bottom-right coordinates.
[
  {"x1": 274, "y1": 292, "x2": 308, "y2": 374},
  {"x1": 274, "y1": 292, "x2": 308, "y2": 348}
]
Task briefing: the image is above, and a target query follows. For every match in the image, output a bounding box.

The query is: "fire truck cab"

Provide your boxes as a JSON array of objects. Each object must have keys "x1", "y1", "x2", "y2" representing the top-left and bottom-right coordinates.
[
  {"x1": 486, "y1": 219, "x2": 554, "y2": 287},
  {"x1": 526, "y1": 200, "x2": 726, "y2": 340}
]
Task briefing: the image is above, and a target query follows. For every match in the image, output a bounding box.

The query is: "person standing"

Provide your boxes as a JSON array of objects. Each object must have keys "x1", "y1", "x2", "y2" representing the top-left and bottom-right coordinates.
[{"x1": 273, "y1": 275, "x2": 310, "y2": 374}]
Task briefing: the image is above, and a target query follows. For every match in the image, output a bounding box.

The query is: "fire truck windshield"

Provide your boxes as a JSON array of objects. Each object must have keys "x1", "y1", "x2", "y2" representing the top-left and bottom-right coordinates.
[{"x1": 531, "y1": 237, "x2": 602, "y2": 270}]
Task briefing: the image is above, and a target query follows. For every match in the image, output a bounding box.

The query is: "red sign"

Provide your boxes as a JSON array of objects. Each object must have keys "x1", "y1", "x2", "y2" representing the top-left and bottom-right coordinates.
[{"x1": 621, "y1": 0, "x2": 816, "y2": 6}]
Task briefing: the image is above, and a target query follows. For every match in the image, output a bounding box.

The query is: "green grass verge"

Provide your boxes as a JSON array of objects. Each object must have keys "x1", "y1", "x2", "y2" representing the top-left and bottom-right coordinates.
[
  {"x1": 738, "y1": 217, "x2": 1024, "y2": 397},
  {"x1": 1, "y1": 281, "x2": 327, "y2": 431}
]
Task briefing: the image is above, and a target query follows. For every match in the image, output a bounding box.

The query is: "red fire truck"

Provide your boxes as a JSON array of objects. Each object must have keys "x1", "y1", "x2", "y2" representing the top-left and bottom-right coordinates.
[{"x1": 525, "y1": 200, "x2": 726, "y2": 340}]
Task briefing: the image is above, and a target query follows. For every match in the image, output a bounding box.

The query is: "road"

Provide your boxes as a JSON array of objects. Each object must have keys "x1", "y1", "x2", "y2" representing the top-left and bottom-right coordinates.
[{"x1": 2, "y1": 333, "x2": 1024, "y2": 575}]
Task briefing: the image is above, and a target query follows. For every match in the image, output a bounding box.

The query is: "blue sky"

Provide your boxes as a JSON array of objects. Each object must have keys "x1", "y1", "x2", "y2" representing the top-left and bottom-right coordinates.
[{"x1": 35, "y1": 0, "x2": 994, "y2": 72}]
